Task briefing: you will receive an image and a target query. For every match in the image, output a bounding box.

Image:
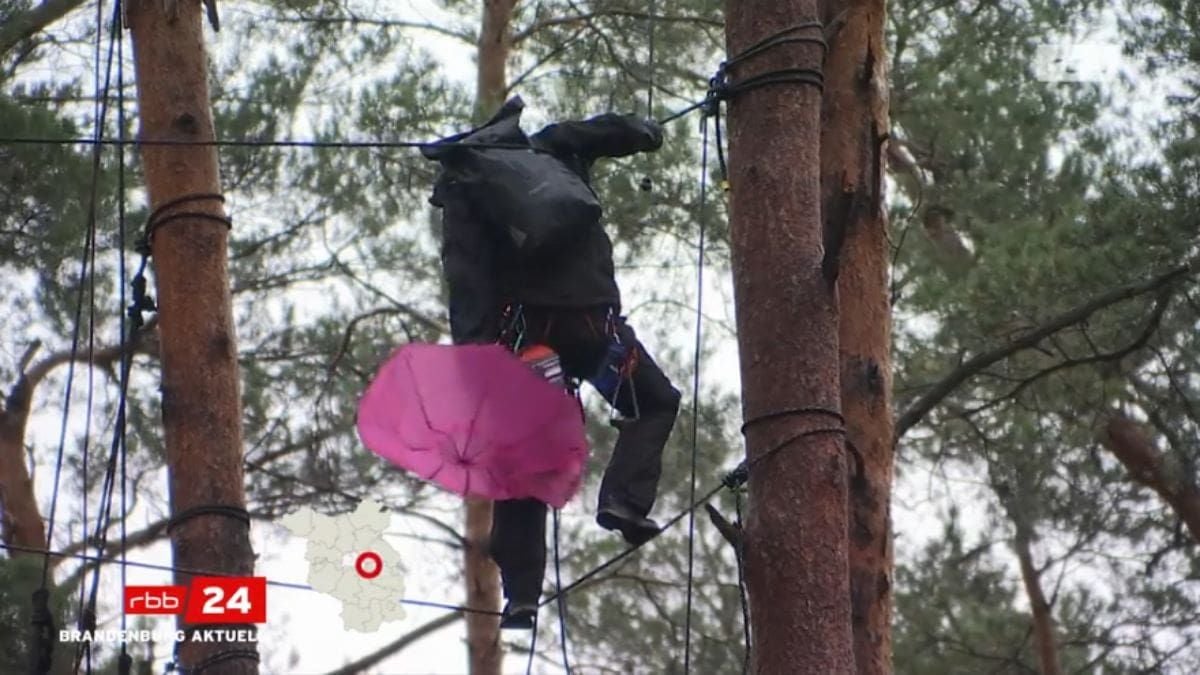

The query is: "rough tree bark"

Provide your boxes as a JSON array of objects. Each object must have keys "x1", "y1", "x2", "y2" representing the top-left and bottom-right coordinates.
[
  {"x1": 819, "y1": 2, "x2": 892, "y2": 673},
  {"x1": 1102, "y1": 413, "x2": 1200, "y2": 544},
  {"x1": 726, "y1": 1, "x2": 855, "y2": 672},
  {"x1": 461, "y1": 496, "x2": 500, "y2": 675},
  {"x1": 461, "y1": 1, "x2": 519, "y2": 673},
  {"x1": 126, "y1": 0, "x2": 258, "y2": 671}
]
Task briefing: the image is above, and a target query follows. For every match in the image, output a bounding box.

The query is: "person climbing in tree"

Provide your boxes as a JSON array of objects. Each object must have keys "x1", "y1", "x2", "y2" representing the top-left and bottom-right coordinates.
[{"x1": 424, "y1": 97, "x2": 682, "y2": 629}]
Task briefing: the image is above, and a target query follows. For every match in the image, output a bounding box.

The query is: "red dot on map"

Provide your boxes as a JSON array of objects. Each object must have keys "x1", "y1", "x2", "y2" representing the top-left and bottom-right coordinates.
[{"x1": 355, "y1": 551, "x2": 383, "y2": 579}]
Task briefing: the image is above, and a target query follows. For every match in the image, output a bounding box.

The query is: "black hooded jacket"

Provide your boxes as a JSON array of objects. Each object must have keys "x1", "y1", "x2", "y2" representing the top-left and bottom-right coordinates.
[{"x1": 429, "y1": 106, "x2": 662, "y2": 343}]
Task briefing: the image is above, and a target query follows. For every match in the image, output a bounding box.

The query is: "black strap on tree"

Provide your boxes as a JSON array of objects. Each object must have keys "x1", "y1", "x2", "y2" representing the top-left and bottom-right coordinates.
[
  {"x1": 162, "y1": 506, "x2": 253, "y2": 674},
  {"x1": 716, "y1": 21, "x2": 828, "y2": 96},
  {"x1": 702, "y1": 21, "x2": 827, "y2": 126},
  {"x1": 128, "y1": 193, "x2": 232, "y2": 329},
  {"x1": 721, "y1": 405, "x2": 846, "y2": 672},
  {"x1": 167, "y1": 504, "x2": 252, "y2": 533},
  {"x1": 741, "y1": 406, "x2": 845, "y2": 434},
  {"x1": 137, "y1": 192, "x2": 231, "y2": 253}
]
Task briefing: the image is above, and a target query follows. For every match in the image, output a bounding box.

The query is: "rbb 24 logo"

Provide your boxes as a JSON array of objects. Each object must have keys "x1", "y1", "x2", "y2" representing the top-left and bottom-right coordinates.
[{"x1": 124, "y1": 577, "x2": 266, "y2": 623}]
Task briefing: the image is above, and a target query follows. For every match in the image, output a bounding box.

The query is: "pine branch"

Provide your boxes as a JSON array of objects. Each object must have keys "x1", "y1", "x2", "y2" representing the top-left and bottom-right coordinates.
[
  {"x1": 958, "y1": 287, "x2": 1173, "y2": 419},
  {"x1": 895, "y1": 260, "x2": 1196, "y2": 439}
]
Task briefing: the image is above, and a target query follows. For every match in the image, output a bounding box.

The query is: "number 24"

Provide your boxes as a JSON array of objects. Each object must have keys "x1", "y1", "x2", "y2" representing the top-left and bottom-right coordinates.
[{"x1": 201, "y1": 586, "x2": 253, "y2": 614}]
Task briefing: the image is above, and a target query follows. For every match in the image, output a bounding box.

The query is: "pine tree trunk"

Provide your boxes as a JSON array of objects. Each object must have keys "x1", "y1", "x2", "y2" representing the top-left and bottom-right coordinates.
[
  {"x1": 1013, "y1": 527, "x2": 1062, "y2": 675},
  {"x1": 0, "y1": 380, "x2": 45, "y2": 552},
  {"x1": 725, "y1": 1, "x2": 855, "y2": 672},
  {"x1": 126, "y1": 0, "x2": 258, "y2": 672},
  {"x1": 819, "y1": 2, "x2": 893, "y2": 673},
  {"x1": 463, "y1": 497, "x2": 501, "y2": 674},
  {"x1": 461, "y1": 2, "x2": 519, "y2": 673},
  {"x1": 1102, "y1": 413, "x2": 1200, "y2": 543}
]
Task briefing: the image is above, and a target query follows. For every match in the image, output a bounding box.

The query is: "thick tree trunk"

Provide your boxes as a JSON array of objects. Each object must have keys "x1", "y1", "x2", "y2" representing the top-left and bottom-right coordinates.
[
  {"x1": 475, "y1": 0, "x2": 518, "y2": 120},
  {"x1": 463, "y1": 497, "x2": 501, "y2": 674},
  {"x1": 726, "y1": 1, "x2": 855, "y2": 672},
  {"x1": 0, "y1": 380, "x2": 46, "y2": 553},
  {"x1": 126, "y1": 0, "x2": 258, "y2": 672},
  {"x1": 819, "y1": 2, "x2": 892, "y2": 673},
  {"x1": 1013, "y1": 527, "x2": 1062, "y2": 675},
  {"x1": 461, "y1": 2, "x2": 519, "y2": 673},
  {"x1": 1102, "y1": 413, "x2": 1200, "y2": 544}
]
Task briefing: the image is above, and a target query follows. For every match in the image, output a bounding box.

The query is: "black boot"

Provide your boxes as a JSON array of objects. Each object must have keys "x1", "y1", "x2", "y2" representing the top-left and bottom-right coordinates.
[
  {"x1": 500, "y1": 600, "x2": 538, "y2": 630},
  {"x1": 489, "y1": 500, "x2": 548, "y2": 630},
  {"x1": 596, "y1": 501, "x2": 660, "y2": 547}
]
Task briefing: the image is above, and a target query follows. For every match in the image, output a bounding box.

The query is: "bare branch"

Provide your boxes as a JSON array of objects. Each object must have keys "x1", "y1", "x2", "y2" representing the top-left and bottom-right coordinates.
[
  {"x1": 324, "y1": 611, "x2": 463, "y2": 675},
  {"x1": 58, "y1": 516, "x2": 168, "y2": 560},
  {"x1": 326, "y1": 307, "x2": 411, "y2": 377},
  {"x1": 262, "y1": 13, "x2": 475, "y2": 44},
  {"x1": 895, "y1": 260, "x2": 1195, "y2": 439},
  {"x1": 17, "y1": 340, "x2": 41, "y2": 374},
  {"x1": 506, "y1": 25, "x2": 588, "y2": 95},
  {"x1": 512, "y1": 10, "x2": 722, "y2": 44},
  {"x1": 704, "y1": 503, "x2": 742, "y2": 550},
  {"x1": 11, "y1": 320, "x2": 157, "y2": 413},
  {"x1": 328, "y1": 256, "x2": 448, "y2": 336},
  {"x1": 59, "y1": 512, "x2": 271, "y2": 593},
  {"x1": 0, "y1": 0, "x2": 87, "y2": 58},
  {"x1": 959, "y1": 288, "x2": 1172, "y2": 418}
]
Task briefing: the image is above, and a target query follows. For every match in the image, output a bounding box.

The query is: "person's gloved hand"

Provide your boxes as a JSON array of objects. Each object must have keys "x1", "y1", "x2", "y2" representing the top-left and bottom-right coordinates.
[{"x1": 643, "y1": 119, "x2": 665, "y2": 151}]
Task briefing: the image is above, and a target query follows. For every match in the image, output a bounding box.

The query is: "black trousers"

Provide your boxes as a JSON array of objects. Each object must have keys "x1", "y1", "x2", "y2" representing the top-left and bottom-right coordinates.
[{"x1": 489, "y1": 306, "x2": 681, "y2": 603}]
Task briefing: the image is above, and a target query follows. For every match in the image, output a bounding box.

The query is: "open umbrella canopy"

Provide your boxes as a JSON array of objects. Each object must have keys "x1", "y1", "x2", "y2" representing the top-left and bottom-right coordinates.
[{"x1": 357, "y1": 343, "x2": 588, "y2": 508}]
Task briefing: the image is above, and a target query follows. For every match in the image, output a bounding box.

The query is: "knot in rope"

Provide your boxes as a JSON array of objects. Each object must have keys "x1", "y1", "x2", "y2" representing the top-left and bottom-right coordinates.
[
  {"x1": 722, "y1": 461, "x2": 750, "y2": 490},
  {"x1": 703, "y1": 68, "x2": 729, "y2": 118}
]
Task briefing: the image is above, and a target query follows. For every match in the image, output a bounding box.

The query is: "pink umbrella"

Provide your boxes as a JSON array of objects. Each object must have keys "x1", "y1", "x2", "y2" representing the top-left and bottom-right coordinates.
[{"x1": 357, "y1": 343, "x2": 588, "y2": 508}]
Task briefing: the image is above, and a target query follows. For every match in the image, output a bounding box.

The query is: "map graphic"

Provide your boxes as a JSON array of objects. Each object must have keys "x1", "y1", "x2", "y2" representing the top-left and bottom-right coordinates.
[{"x1": 281, "y1": 500, "x2": 406, "y2": 632}]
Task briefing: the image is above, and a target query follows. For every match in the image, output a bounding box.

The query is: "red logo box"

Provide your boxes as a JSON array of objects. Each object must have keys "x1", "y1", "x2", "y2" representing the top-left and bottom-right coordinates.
[
  {"x1": 124, "y1": 585, "x2": 187, "y2": 614},
  {"x1": 123, "y1": 577, "x2": 266, "y2": 623},
  {"x1": 183, "y1": 576, "x2": 267, "y2": 624}
]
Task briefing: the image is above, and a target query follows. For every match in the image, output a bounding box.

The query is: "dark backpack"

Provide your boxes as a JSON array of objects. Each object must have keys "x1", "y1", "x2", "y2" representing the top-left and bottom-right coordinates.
[{"x1": 422, "y1": 97, "x2": 602, "y2": 260}]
